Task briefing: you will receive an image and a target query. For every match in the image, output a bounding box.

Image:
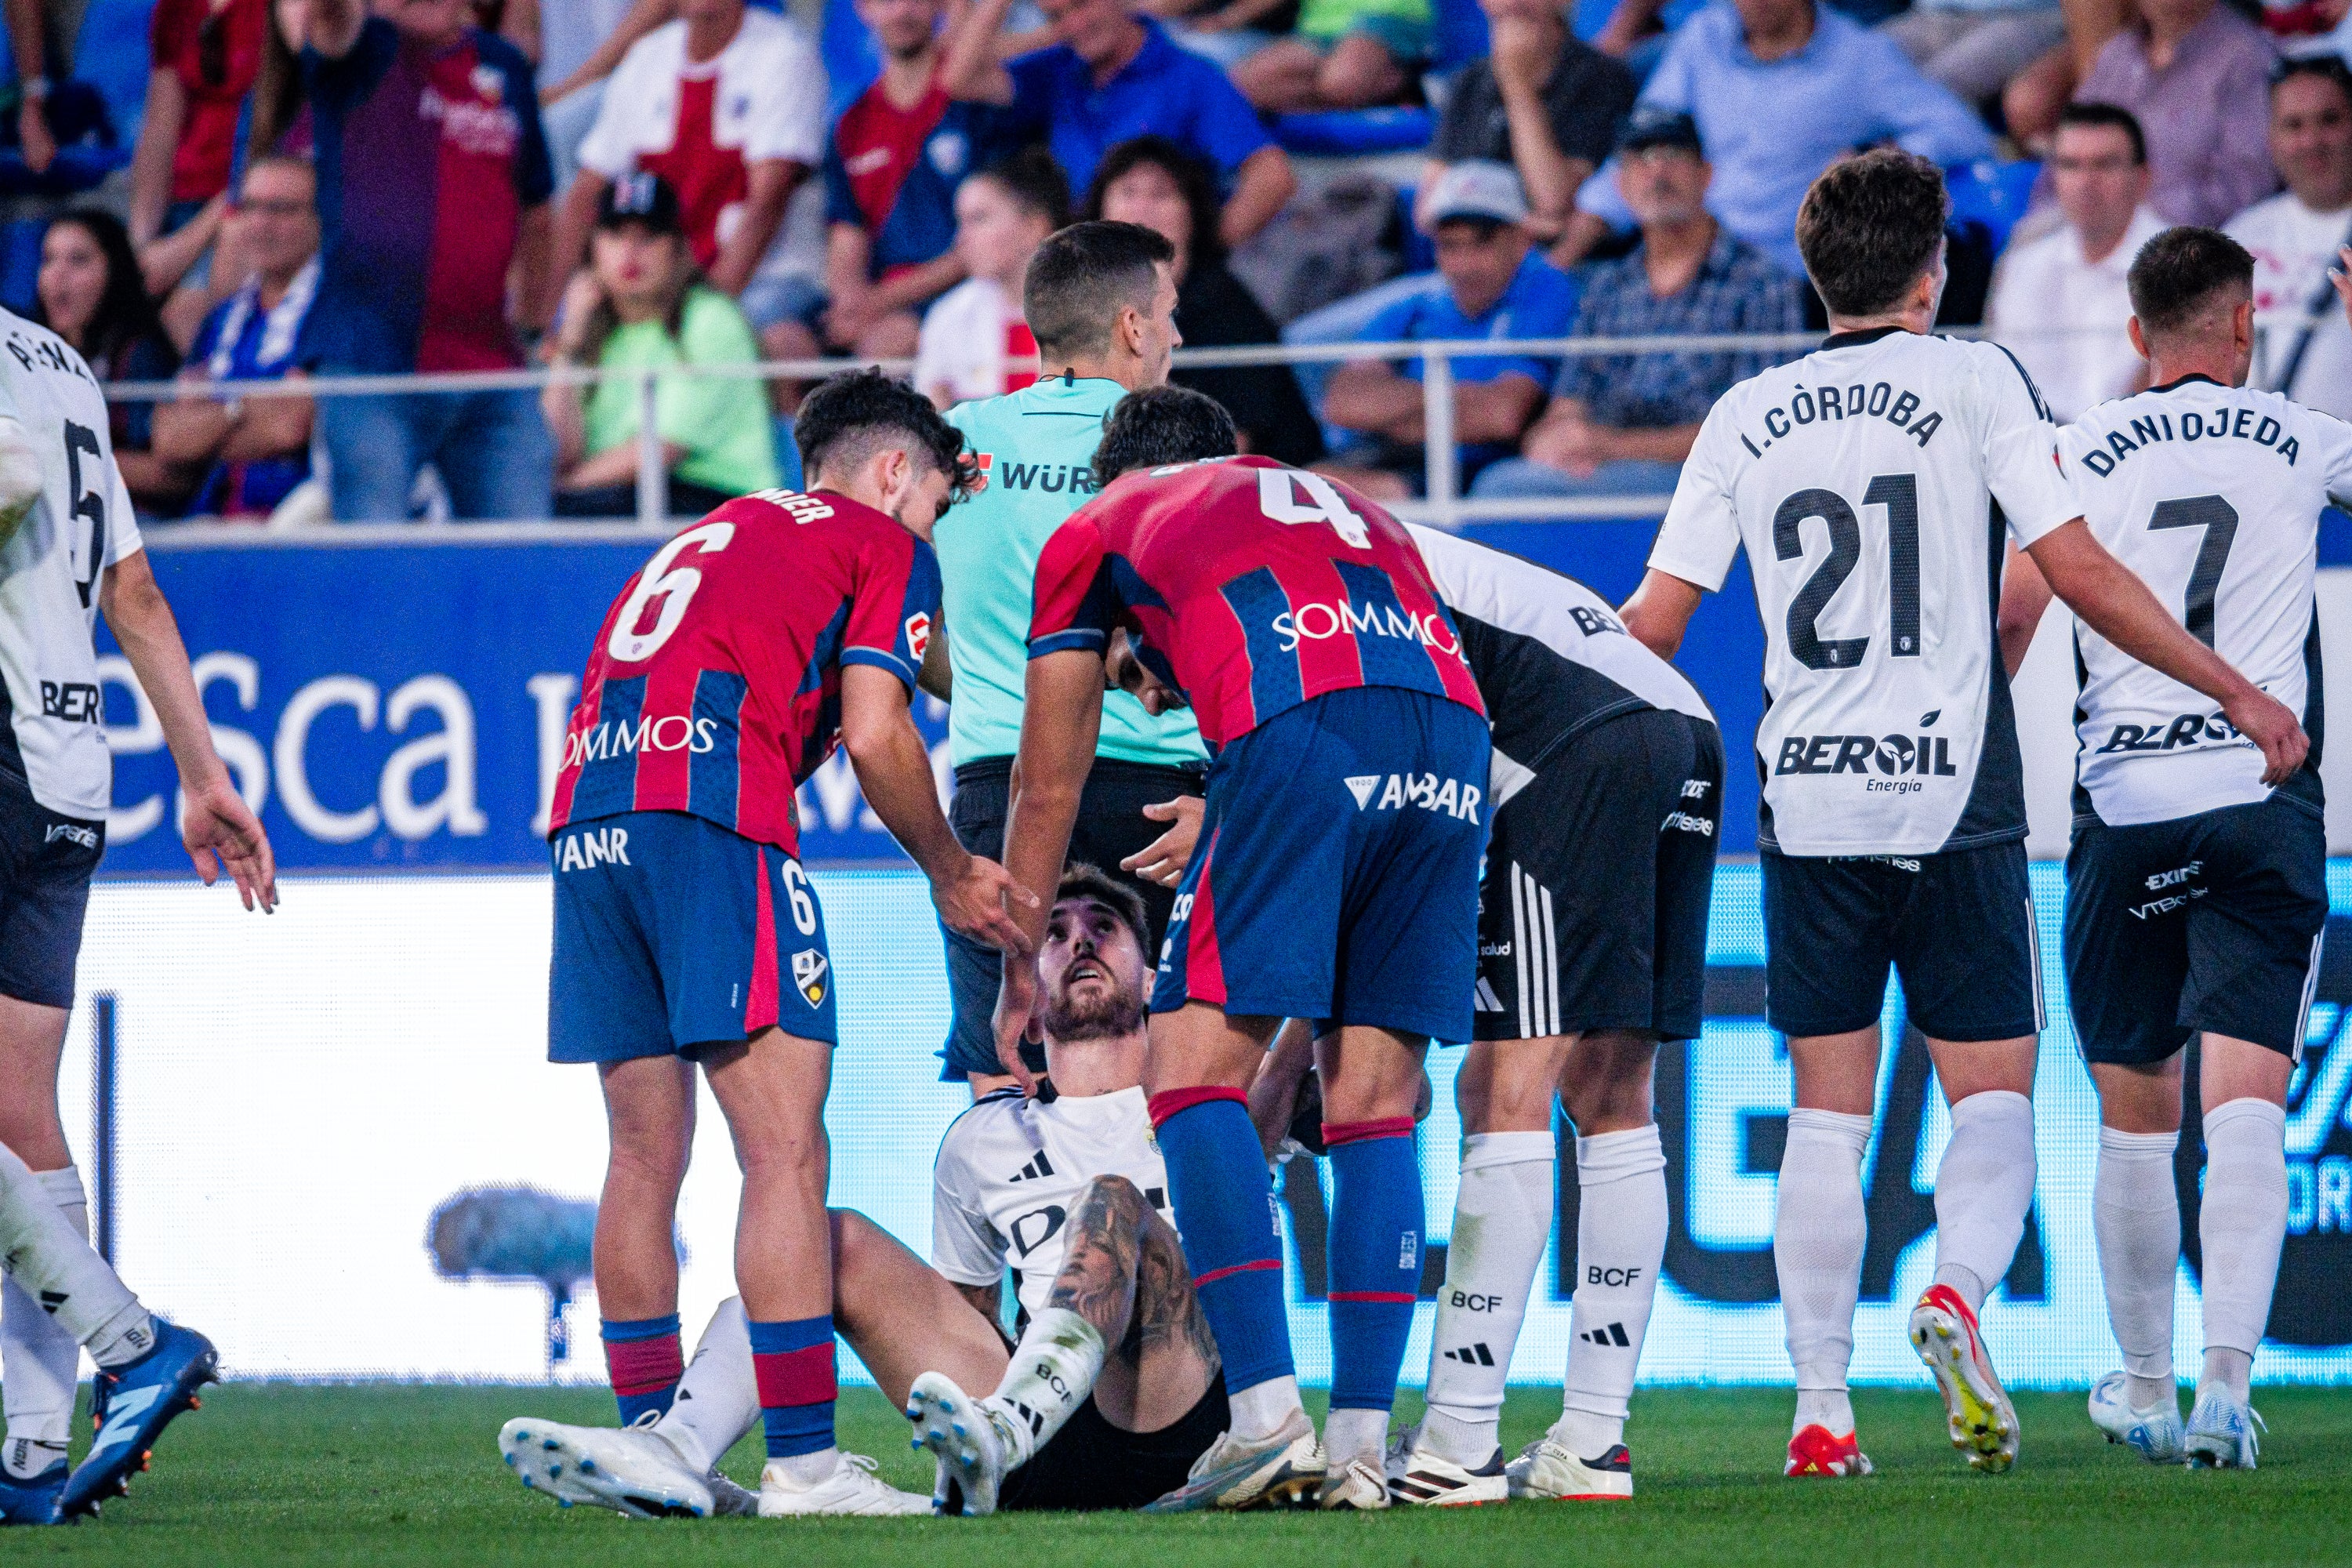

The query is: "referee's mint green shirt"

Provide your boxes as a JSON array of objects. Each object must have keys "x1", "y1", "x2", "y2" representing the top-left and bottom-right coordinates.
[{"x1": 940, "y1": 376, "x2": 1207, "y2": 769}]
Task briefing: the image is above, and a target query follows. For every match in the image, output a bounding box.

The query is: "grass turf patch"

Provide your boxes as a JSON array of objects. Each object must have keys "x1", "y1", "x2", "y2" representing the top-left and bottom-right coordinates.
[{"x1": 13, "y1": 1382, "x2": 2352, "y2": 1565}]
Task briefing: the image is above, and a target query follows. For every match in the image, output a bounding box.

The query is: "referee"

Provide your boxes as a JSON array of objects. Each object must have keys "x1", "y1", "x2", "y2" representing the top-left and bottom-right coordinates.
[{"x1": 934, "y1": 220, "x2": 1206, "y2": 1092}]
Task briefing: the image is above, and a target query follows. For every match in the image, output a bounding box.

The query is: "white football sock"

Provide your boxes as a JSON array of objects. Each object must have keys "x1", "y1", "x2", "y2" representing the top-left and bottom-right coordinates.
[
  {"x1": 0, "y1": 1142, "x2": 147, "y2": 1366},
  {"x1": 1322, "y1": 1406, "x2": 1389, "y2": 1468},
  {"x1": 1227, "y1": 1374, "x2": 1303, "y2": 1443},
  {"x1": 2198, "y1": 1098, "x2": 2287, "y2": 1404},
  {"x1": 2, "y1": 1166, "x2": 87, "y2": 1475},
  {"x1": 1553, "y1": 1125, "x2": 1667, "y2": 1457},
  {"x1": 990, "y1": 1307, "x2": 1105, "y2": 1467},
  {"x1": 1776, "y1": 1108, "x2": 1871, "y2": 1436},
  {"x1": 2092, "y1": 1127, "x2": 2180, "y2": 1410},
  {"x1": 1421, "y1": 1131, "x2": 1554, "y2": 1465},
  {"x1": 655, "y1": 1298, "x2": 758, "y2": 1473},
  {"x1": 1930, "y1": 1090, "x2": 2036, "y2": 1315},
  {"x1": 767, "y1": 1446, "x2": 840, "y2": 1486}
]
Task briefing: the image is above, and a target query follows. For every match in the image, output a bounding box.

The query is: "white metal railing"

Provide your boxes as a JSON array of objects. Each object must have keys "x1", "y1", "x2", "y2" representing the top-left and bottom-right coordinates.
[{"x1": 104, "y1": 321, "x2": 2278, "y2": 535}]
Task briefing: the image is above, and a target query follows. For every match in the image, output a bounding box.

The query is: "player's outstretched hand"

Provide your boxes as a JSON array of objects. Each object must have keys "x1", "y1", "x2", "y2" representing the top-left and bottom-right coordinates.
[
  {"x1": 2224, "y1": 685, "x2": 2309, "y2": 786},
  {"x1": 993, "y1": 956, "x2": 1044, "y2": 1096},
  {"x1": 1120, "y1": 796, "x2": 1203, "y2": 888},
  {"x1": 183, "y1": 775, "x2": 278, "y2": 913},
  {"x1": 931, "y1": 852, "x2": 1037, "y2": 953}
]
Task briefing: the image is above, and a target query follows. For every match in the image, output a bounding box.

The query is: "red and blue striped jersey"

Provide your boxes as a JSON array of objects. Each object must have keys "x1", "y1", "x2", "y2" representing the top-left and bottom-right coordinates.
[
  {"x1": 1027, "y1": 456, "x2": 1485, "y2": 748},
  {"x1": 549, "y1": 488, "x2": 942, "y2": 855}
]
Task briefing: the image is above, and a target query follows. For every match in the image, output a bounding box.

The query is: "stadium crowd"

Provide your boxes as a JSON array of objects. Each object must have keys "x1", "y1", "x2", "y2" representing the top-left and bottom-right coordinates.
[{"x1": 0, "y1": 0, "x2": 2340, "y2": 521}]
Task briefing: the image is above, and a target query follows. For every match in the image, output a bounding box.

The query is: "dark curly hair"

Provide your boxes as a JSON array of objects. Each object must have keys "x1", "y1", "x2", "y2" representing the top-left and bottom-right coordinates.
[
  {"x1": 1054, "y1": 862, "x2": 1150, "y2": 957},
  {"x1": 1082, "y1": 136, "x2": 1222, "y2": 266},
  {"x1": 795, "y1": 368, "x2": 978, "y2": 499},
  {"x1": 1091, "y1": 385, "x2": 1238, "y2": 489},
  {"x1": 1795, "y1": 149, "x2": 1950, "y2": 319}
]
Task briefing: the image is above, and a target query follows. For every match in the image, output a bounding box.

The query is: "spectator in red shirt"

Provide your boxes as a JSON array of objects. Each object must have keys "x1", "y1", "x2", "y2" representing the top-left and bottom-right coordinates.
[
  {"x1": 300, "y1": 0, "x2": 558, "y2": 521},
  {"x1": 550, "y1": 0, "x2": 826, "y2": 331}
]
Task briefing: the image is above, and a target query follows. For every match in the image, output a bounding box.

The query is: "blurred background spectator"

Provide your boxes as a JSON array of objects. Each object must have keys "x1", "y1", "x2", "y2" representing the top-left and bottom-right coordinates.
[
  {"x1": 945, "y1": 0, "x2": 1297, "y2": 248},
  {"x1": 2228, "y1": 54, "x2": 2352, "y2": 423},
  {"x1": 129, "y1": 0, "x2": 271, "y2": 343},
  {"x1": 1882, "y1": 0, "x2": 2065, "y2": 112},
  {"x1": 1319, "y1": 161, "x2": 1573, "y2": 499},
  {"x1": 299, "y1": 0, "x2": 554, "y2": 521},
  {"x1": 153, "y1": 151, "x2": 319, "y2": 521},
  {"x1": 1228, "y1": 0, "x2": 1427, "y2": 110},
  {"x1": 37, "y1": 208, "x2": 193, "y2": 515},
  {"x1": 818, "y1": 0, "x2": 998, "y2": 361},
  {"x1": 1565, "y1": 0, "x2": 1993, "y2": 274},
  {"x1": 911, "y1": 145, "x2": 1066, "y2": 405},
  {"x1": 9, "y1": 0, "x2": 89, "y2": 172},
  {"x1": 1472, "y1": 109, "x2": 1800, "y2": 502},
  {"x1": 1985, "y1": 102, "x2": 2161, "y2": 423},
  {"x1": 1421, "y1": 0, "x2": 1634, "y2": 245},
  {"x1": 2070, "y1": 0, "x2": 2274, "y2": 227},
  {"x1": 555, "y1": 0, "x2": 825, "y2": 348},
  {"x1": 1083, "y1": 134, "x2": 1322, "y2": 463},
  {"x1": 1141, "y1": 0, "x2": 1298, "y2": 68},
  {"x1": 542, "y1": 172, "x2": 779, "y2": 517}
]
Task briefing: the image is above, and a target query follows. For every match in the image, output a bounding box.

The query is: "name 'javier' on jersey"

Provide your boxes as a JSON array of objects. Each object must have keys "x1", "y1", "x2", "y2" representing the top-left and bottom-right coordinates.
[{"x1": 1648, "y1": 328, "x2": 2076, "y2": 856}]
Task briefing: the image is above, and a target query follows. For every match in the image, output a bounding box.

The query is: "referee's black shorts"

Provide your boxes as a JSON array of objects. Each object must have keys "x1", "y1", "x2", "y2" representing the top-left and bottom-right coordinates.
[
  {"x1": 1473, "y1": 707, "x2": 1722, "y2": 1044},
  {"x1": 938, "y1": 755, "x2": 1206, "y2": 1080}
]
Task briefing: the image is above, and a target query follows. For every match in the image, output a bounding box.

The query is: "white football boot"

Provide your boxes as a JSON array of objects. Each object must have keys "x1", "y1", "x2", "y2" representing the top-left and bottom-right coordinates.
[
  {"x1": 1319, "y1": 1451, "x2": 1389, "y2": 1511},
  {"x1": 1138, "y1": 1410, "x2": 1324, "y2": 1512},
  {"x1": 1383, "y1": 1426, "x2": 1508, "y2": 1507},
  {"x1": 497, "y1": 1417, "x2": 716, "y2": 1519},
  {"x1": 1506, "y1": 1433, "x2": 1634, "y2": 1500},
  {"x1": 2087, "y1": 1372, "x2": 2184, "y2": 1463},
  {"x1": 757, "y1": 1451, "x2": 934, "y2": 1515},
  {"x1": 906, "y1": 1370, "x2": 1021, "y2": 1517},
  {"x1": 2183, "y1": 1385, "x2": 2264, "y2": 1470}
]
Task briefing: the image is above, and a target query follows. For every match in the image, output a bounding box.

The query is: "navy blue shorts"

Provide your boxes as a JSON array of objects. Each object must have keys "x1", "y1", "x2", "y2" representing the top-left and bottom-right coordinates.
[
  {"x1": 1153, "y1": 686, "x2": 1490, "y2": 1044},
  {"x1": 548, "y1": 811, "x2": 837, "y2": 1064},
  {"x1": 0, "y1": 773, "x2": 103, "y2": 1010},
  {"x1": 2065, "y1": 798, "x2": 2328, "y2": 1066}
]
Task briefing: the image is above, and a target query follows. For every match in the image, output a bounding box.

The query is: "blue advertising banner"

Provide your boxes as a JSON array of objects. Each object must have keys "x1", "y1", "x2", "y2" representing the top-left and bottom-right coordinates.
[{"x1": 97, "y1": 524, "x2": 1766, "y2": 874}]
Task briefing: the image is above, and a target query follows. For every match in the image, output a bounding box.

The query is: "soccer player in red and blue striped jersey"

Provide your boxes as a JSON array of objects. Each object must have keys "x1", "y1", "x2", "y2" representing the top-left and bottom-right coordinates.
[
  {"x1": 546, "y1": 371, "x2": 1033, "y2": 1517},
  {"x1": 997, "y1": 393, "x2": 1491, "y2": 1511}
]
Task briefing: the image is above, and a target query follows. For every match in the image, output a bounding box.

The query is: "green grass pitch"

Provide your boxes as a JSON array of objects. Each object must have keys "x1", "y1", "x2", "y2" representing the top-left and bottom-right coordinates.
[{"x1": 18, "y1": 1383, "x2": 2352, "y2": 1565}]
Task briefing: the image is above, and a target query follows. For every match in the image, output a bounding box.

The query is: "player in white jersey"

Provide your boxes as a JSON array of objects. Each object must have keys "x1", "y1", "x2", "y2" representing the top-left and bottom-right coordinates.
[
  {"x1": 497, "y1": 866, "x2": 1226, "y2": 1517},
  {"x1": 0, "y1": 307, "x2": 274, "y2": 1526},
  {"x1": 1619, "y1": 152, "x2": 2306, "y2": 1479},
  {"x1": 1999, "y1": 228, "x2": 2350, "y2": 1472}
]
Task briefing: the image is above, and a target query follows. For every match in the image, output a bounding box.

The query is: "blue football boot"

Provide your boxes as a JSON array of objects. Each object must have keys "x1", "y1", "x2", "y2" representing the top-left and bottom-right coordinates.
[
  {"x1": 60, "y1": 1322, "x2": 218, "y2": 1519},
  {"x1": 0, "y1": 1458, "x2": 66, "y2": 1526}
]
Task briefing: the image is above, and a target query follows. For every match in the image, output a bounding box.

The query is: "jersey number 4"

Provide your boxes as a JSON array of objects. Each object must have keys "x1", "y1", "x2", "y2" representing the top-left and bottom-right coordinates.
[
  {"x1": 2148, "y1": 495, "x2": 2237, "y2": 648},
  {"x1": 63, "y1": 420, "x2": 103, "y2": 608},
  {"x1": 1773, "y1": 474, "x2": 1920, "y2": 671},
  {"x1": 1258, "y1": 468, "x2": 1370, "y2": 549}
]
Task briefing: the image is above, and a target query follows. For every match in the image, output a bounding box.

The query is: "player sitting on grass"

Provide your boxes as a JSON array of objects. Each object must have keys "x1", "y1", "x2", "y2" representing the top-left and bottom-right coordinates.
[{"x1": 498, "y1": 867, "x2": 1226, "y2": 1517}]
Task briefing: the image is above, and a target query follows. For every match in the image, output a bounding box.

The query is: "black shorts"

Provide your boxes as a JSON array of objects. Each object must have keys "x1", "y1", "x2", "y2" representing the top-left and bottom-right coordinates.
[
  {"x1": 939, "y1": 756, "x2": 1207, "y2": 1080},
  {"x1": 1761, "y1": 838, "x2": 2043, "y2": 1042},
  {"x1": 1475, "y1": 708, "x2": 1722, "y2": 1043},
  {"x1": 2064, "y1": 798, "x2": 2328, "y2": 1066},
  {"x1": 0, "y1": 773, "x2": 103, "y2": 1009},
  {"x1": 994, "y1": 1373, "x2": 1229, "y2": 1512}
]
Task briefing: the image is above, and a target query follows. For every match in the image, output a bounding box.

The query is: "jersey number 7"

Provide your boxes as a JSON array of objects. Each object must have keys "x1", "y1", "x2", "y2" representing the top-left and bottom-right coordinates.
[
  {"x1": 1773, "y1": 474, "x2": 1921, "y2": 671},
  {"x1": 2147, "y1": 495, "x2": 2237, "y2": 649}
]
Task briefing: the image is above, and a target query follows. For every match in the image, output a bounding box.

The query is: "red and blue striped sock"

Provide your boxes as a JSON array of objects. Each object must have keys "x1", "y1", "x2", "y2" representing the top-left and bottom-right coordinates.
[
  {"x1": 1149, "y1": 1088, "x2": 1295, "y2": 1395},
  {"x1": 600, "y1": 1313, "x2": 684, "y2": 1427},
  {"x1": 749, "y1": 1316, "x2": 837, "y2": 1458},
  {"x1": 1325, "y1": 1119, "x2": 1421, "y2": 1417}
]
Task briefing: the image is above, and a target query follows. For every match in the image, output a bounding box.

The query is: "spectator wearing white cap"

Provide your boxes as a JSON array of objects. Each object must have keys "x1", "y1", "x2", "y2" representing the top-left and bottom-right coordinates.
[{"x1": 1319, "y1": 161, "x2": 1578, "y2": 499}]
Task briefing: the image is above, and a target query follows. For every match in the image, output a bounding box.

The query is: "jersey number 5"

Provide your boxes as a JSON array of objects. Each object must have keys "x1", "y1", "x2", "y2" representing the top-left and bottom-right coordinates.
[
  {"x1": 1258, "y1": 468, "x2": 1370, "y2": 550},
  {"x1": 63, "y1": 420, "x2": 103, "y2": 608},
  {"x1": 1773, "y1": 474, "x2": 1921, "y2": 671},
  {"x1": 2148, "y1": 495, "x2": 2238, "y2": 648},
  {"x1": 608, "y1": 521, "x2": 736, "y2": 662}
]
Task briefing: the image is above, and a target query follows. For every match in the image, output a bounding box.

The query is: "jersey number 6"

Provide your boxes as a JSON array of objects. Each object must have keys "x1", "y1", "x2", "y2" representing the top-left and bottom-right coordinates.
[
  {"x1": 1773, "y1": 474, "x2": 1921, "y2": 671},
  {"x1": 608, "y1": 520, "x2": 737, "y2": 663}
]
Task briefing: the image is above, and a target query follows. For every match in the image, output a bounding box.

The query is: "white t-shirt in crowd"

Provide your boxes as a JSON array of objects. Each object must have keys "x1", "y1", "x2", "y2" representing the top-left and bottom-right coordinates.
[
  {"x1": 1650, "y1": 328, "x2": 2074, "y2": 856},
  {"x1": 930, "y1": 1085, "x2": 1171, "y2": 1318},
  {"x1": 2226, "y1": 191, "x2": 2352, "y2": 423},
  {"x1": 913, "y1": 278, "x2": 1040, "y2": 406},
  {"x1": 1985, "y1": 205, "x2": 2168, "y2": 423},
  {"x1": 0, "y1": 308, "x2": 141, "y2": 819}
]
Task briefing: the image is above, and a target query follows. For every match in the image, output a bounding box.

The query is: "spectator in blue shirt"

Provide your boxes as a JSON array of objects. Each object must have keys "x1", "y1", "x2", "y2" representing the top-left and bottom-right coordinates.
[
  {"x1": 1563, "y1": 0, "x2": 1994, "y2": 274},
  {"x1": 942, "y1": 0, "x2": 1298, "y2": 247},
  {"x1": 1475, "y1": 109, "x2": 1803, "y2": 503},
  {"x1": 1319, "y1": 162, "x2": 1578, "y2": 499}
]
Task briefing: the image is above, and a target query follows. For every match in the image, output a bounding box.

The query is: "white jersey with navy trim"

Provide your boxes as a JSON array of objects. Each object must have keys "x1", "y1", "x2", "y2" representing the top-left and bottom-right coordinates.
[
  {"x1": 1650, "y1": 328, "x2": 2074, "y2": 856},
  {"x1": 1406, "y1": 522, "x2": 1713, "y2": 806},
  {"x1": 930, "y1": 1084, "x2": 1171, "y2": 1318},
  {"x1": 2058, "y1": 377, "x2": 2352, "y2": 825},
  {"x1": 0, "y1": 307, "x2": 140, "y2": 818}
]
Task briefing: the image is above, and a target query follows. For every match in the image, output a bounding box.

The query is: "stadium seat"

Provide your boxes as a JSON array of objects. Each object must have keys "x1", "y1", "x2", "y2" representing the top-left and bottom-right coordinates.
[
  {"x1": 1393, "y1": 183, "x2": 1435, "y2": 274},
  {"x1": 822, "y1": 0, "x2": 884, "y2": 122},
  {"x1": 1431, "y1": 0, "x2": 1490, "y2": 71},
  {"x1": 1944, "y1": 159, "x2": 2042, "y2": 258},
  {"x1": 1270, "y1": 107, "x2": 1438, "y2": 157}
]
